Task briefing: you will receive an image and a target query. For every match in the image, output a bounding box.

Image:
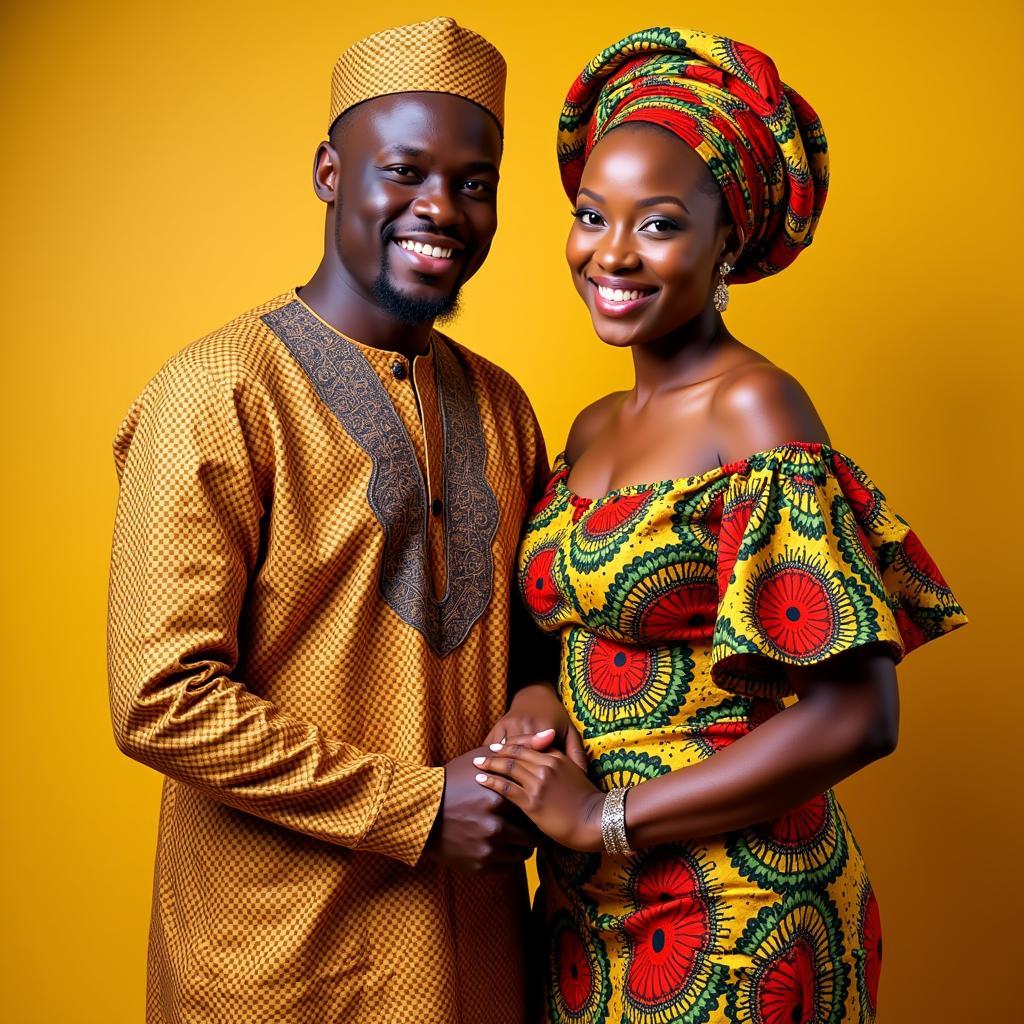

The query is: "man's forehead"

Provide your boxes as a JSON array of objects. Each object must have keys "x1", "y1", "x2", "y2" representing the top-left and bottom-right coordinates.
[{"x1": 344, "y1": 93, "x2": 502, "y2": 161}]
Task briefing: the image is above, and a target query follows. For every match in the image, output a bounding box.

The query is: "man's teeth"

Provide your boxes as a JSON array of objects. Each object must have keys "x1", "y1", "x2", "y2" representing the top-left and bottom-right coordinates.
[
  {"x1": 597, "y1": 285, "x2": 649, "y2": 302},
  {"x1": 398, "y1": 239, "x2": 453, "y2": 259}
]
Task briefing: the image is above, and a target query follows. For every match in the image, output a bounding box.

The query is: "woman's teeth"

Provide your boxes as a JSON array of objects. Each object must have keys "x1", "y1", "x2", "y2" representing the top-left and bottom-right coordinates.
[
  {"x1": 597, "y1": 285, "x2": 650, "y2": 302},
  {"x1": 398, "y1": 239, "x2": 453, "y2": 259}
]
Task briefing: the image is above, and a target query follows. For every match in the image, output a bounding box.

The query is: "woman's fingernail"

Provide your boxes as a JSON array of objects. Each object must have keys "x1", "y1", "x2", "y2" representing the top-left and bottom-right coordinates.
[
  {"x1": 536, "y1": 728, "x2": 556, "y2": 736},
  {"x1": 473, "y1": 756, "x2": 485, "y2": 766},
  {"x1": 489, "y1": 742, "x2": 503, "y2": 751},
  {"x1": 475, "y1": 773, "x2": 488, "y2": 783}
]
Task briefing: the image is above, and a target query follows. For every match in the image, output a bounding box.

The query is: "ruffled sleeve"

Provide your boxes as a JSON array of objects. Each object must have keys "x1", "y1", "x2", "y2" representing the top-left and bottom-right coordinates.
[{"x1": 711, "y1": 443, "x2": 967, "y2": 696}]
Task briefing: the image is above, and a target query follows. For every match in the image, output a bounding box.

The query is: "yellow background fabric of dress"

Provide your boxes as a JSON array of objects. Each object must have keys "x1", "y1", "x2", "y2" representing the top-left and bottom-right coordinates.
[
  {"x1": 0, "y1": 2, "x2": 1018, "y2": 1022},
  {"x1": 517, "y1": 444, "x2": 964, "y2": 1022}
]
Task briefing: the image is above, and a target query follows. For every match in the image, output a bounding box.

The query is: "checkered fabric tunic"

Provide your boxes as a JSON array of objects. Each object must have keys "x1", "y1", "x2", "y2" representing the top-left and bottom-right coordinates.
[{"x1": 107, "y1": 290, "x2": 550, "y2": 1023}]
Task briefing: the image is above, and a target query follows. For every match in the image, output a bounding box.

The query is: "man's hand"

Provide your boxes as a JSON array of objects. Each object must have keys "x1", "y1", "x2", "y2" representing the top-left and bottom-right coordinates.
[
  {"x1": 485, "y1": 682, "x2": 587, "y2": 771},
  {"x1": 472, "y1": 733, "x2": 606, "y2": 854},
  {"x1": 424, "y1": 737, "x2": 555, "y2": 872}
]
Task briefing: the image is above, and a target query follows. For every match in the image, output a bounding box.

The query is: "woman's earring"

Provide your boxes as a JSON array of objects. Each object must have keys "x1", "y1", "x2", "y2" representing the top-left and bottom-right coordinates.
[{"x1": 713, "y1": 262, "x2": 732, "y2": 313}]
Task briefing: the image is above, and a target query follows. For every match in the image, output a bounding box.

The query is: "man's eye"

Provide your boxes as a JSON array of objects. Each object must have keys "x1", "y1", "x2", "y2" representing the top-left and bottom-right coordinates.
[
  {"x1": 380, "y1": 165, "x2": 419, "y2": 180},
  {"x1": 463, "y1": 180, "x2": 494, "y2": 194}
]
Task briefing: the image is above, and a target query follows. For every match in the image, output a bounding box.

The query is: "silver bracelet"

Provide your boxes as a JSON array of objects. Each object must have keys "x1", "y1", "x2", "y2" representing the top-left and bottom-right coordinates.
[{"x1": 599, "y1": 787, "x2": 635, "y2": 857}]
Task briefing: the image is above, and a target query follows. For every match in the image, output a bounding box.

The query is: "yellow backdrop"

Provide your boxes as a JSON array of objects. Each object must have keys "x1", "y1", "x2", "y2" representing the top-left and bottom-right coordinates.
[{"x1": 2, "y1": 2, "x2": 1019, "y2": 1021}]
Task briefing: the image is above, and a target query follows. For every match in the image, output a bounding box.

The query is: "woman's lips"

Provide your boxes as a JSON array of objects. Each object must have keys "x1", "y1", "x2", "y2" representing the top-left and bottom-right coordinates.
[{"x1": 589, "y1": 279, "x2": 658, "y2": 317}]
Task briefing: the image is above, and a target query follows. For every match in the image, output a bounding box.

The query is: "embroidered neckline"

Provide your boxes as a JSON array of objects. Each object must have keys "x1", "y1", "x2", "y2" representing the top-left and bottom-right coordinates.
[{"x1": 261, "y1": 299, "x2": 499, "y2": 656}]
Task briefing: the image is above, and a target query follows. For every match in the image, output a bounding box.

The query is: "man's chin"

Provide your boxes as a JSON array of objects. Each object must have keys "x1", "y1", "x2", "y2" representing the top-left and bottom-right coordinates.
[{"x1": 372, "y1": 270, "x2": 461, "y2": 326}]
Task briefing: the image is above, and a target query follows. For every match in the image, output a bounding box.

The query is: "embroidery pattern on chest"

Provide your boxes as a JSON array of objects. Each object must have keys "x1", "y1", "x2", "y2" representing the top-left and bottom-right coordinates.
[{"x1": 262, "y1": 300, "x2": 499, "y2": 656}]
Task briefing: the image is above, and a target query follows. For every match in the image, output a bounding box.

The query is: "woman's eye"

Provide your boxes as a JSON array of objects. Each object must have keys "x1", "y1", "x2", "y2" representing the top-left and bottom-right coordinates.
[
  {"x1": 463, "y1": 180, "x2": 494, "y2": 195},
  {"x1": 388, "y1": 166, "x2": 419, "y2": 178},
  {"x1": 575, "y1": 209, "x2": 604, "y2": 227},
  {"x1": 641, "y1": 218, "x2": 679, "y2": 234}
]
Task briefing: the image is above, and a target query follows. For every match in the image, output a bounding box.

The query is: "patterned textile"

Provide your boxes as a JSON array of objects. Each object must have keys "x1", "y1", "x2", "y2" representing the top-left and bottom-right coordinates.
[
  {"x1": 517, "y1": 442, "x2": 965, "y2": 1023},
  {"x1": 558, "y1": 27, "x2": 829, "y2": 282},
  {"x1": 107, "y1": 290, "x2": 550, "y2": 1023},
  {"x1": 329, "y1": 16, "x2": 506, "y2": 132}
]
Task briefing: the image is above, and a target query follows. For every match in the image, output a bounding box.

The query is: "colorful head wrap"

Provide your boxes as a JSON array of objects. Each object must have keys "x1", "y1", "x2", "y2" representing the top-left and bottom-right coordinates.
[
  {"x1": 558, "y1": 27, "x2": 829, "y2": 283},
  {"x1": 329, "y1": 17, "x2": 507, "y2": 134}
]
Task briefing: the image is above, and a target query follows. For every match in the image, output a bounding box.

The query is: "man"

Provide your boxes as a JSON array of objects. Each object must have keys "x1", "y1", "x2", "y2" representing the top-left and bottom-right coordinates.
[{"x1": 108, "y1": 18, "x2": 561, "y2": 1023}]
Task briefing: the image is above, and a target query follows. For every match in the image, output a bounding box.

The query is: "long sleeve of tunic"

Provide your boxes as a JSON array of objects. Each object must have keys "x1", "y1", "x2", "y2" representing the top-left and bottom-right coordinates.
[{"x1": 108, "y1": 344, "x2": 446, "y2": 864}]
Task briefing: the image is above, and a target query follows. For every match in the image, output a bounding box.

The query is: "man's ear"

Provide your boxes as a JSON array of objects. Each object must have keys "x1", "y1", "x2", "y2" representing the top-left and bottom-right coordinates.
[{"x1": 312, "y1": 141, "x2": 340, "y2": 203}]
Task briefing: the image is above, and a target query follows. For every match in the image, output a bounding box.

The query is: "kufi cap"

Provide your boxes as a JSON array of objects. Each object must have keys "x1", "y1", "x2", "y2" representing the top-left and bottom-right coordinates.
[{"x1": 329, "y1": 17, "x2": 506, "y2": 133}]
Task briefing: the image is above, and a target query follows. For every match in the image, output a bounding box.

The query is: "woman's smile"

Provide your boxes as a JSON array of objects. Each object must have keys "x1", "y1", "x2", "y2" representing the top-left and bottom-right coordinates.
[{"x1": 588, "y1": 276, "x2": 659, "y2": 317}]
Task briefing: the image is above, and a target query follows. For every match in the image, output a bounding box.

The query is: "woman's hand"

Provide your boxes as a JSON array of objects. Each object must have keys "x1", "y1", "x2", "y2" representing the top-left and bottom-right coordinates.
[
  {"x1": 473, "y1": 733, "x2": 606, "y2": 853},
  {"x1": 484, "y1": 683, "x2": 588, "y2": 771}
]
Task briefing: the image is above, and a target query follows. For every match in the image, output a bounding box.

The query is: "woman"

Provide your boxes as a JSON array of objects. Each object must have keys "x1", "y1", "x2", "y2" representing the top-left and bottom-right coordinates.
[{"x1": 479, "y1": 27, "x2": 967, "y2": 1024}]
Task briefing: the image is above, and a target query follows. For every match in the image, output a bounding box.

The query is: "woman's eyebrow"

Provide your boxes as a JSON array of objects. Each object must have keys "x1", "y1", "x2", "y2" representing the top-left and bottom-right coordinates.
[
  {"x1": 576, "y1": 188, "x2": 690, "y2": 214},
  {"x1": 637, "y1": 195, "x2": 690, "y2": 213}
]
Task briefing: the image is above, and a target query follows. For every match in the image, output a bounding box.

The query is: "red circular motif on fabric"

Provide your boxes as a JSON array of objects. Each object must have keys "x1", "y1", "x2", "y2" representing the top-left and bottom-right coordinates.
[
  {"x1": 894, "y1": 605, "x2": 926, "y2": 654},
  {"x1": 718, "y1": 498, "x2": 755, "y2": 597},
  {"x1": 755, "y1": 937, "x2": 817, "y2": 1024},
  {"x1": 639, "y1": 580, "x2": 718, "y2": 643},
  {"x1": 698, "y1": 720, "x2": 749, "y2": 754},
  {"x1": 570, "y1": 495, "x2": 592, "y2": 524},
  {"x1": 623, "y1": 855, "x2": 711, "y2": 1006},
  {"x1": 861, "y1": 889, "x2": 882, "y2": 1011},
  {"x1": 556, "y1": 925, "x2": 594, "y2": 1015},
  {"x1": 633, "y1": 854, "x2": 702, "y2": 906},
  {"x1": 624, "y1": 904, "x2": 710, "y2": 1007},
  {"x1": 754, "y1": 566, "x2": 836, "y2": 658},
  {"x1": 582, "y1": 490, "x2": 653, "y2": 538},
  {"x1": 831, "y1": 455, "x2": 878, "y2": 522},
  {"x1": 901, "y1": 530, "x2": 949, "y2": 590},
  {"x1": 523, "y1": 548, "x2": 559, "y2": 618},
  {"x1": 586, "y1": 638, "x2": 654, "y2": 701},
  {"x1": 765, "y1": 794, "x2": 828, "y2": 847}
]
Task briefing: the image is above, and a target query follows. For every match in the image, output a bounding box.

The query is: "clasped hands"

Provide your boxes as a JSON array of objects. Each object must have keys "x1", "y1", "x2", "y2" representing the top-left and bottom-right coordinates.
[{"x1": 425, "y1": 683, "x2": 605, "y2": 872}]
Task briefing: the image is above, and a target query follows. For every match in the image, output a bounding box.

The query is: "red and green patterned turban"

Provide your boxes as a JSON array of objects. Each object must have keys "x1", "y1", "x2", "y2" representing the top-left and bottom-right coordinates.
[{"x1": 558, "y1": 27, "x2": 829, "y2": 283}]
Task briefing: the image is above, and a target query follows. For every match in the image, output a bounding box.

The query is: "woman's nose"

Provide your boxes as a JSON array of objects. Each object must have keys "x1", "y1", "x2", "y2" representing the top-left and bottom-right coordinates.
[{"x1": 595, "y1": 230, "x2": 639, "y2": 272}]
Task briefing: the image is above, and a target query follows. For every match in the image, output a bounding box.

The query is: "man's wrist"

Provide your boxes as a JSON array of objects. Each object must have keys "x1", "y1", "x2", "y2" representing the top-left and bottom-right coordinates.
[{"x1": 510, "y1": 679, "x2": 557, "y2": 704}]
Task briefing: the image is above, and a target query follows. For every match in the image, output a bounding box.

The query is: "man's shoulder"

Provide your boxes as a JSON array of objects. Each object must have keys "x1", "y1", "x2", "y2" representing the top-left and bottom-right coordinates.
[{"x1": 157, "y1": 291, "x2": 296, "y2": 392}]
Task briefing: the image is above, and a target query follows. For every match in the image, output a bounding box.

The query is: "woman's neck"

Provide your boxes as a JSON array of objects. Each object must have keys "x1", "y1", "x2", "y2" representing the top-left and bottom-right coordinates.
[{"x1": 629, "y1": 307, "x2": 730, "y2": 403}]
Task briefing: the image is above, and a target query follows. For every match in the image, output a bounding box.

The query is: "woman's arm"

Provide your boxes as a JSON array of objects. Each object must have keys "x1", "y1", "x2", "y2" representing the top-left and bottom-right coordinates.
[
  {"x1": 624, "y1": 646, "x2": 898, "y2": 846},
  {"x1": 474, "y1": 646, "x2": 898, "y2": 853}
]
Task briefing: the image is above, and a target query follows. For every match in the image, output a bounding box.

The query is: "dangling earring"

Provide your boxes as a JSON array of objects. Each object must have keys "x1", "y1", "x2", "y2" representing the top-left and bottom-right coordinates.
[{"x1": 713, "y1": 261, "x2": 732, "y2": 313}]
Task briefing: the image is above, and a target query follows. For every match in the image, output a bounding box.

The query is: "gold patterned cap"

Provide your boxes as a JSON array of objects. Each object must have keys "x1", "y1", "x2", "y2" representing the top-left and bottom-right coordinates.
[{"x1": 328, "y1": 17, "x2": 506, "y2": 134}]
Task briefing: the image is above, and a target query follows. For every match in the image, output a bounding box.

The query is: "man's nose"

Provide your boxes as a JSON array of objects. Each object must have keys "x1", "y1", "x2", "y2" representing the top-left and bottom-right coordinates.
[{"x1": 411, "y1": 181, "x2": 464, "y2": 229}]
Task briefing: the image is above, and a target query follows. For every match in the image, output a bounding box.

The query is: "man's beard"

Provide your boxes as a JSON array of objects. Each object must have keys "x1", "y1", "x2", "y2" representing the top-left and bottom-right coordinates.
[{"x1": 371, "y1": 226, "x2": 463, "y2": 326}]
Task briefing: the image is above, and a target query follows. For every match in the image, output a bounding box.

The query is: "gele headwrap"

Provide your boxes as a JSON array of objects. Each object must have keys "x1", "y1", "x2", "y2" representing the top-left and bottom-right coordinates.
[
  {"x1": 558, "y1": 27, "x2": 829, "y2": 283},
  {"x1": 329, "y1": 17, "x2": 506, "y2": 134}
]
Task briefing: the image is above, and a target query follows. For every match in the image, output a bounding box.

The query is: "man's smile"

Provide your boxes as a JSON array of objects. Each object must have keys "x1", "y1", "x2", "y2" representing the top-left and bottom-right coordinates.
[
  {"x1": 396, "y1": 239, "x2": 455, "y2": 259},
  {"x1": 391, "y1": 233, "x2": 465, "y2": 277}
]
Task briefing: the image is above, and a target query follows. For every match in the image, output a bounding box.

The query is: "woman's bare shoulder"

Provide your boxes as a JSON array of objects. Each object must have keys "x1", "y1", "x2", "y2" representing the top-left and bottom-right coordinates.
[
  {"x1": 565, "y1": 392, "x2": 628, "y2": 462},
  {"x1": 709, "y1": 360, "x2": 829, "y2": 461}
]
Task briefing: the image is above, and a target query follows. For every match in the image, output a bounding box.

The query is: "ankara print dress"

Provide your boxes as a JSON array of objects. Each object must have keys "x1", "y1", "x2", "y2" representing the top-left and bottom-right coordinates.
[{"x1": 517, "y1": 443, "x2": 966, "y2": 1024}]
